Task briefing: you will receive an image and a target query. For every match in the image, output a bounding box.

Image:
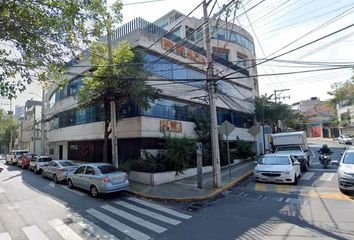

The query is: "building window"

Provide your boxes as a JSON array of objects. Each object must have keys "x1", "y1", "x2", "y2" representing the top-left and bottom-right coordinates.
[
  {"x1": 213, "y1": 47, "x2": 229, "y2": 61},
  {"x1": 237, "y1": 53, "x2": 248, "y2": 68},
  {"x1": 171, "y1": 26, "x2": 181, "y2": 38},
  {"x1": 185, "y1": 26, "x2": 195, "y2": 42}
]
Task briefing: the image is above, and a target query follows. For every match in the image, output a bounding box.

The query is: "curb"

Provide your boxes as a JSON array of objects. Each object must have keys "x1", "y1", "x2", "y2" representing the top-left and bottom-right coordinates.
[{"x1": 127, "y1": 170, "x2": 253, "y2": 202}]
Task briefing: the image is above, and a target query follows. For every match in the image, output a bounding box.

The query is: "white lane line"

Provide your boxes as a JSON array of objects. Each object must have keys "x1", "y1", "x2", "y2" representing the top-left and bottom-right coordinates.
[
  {"x1": 48, "y1": 218, "x2": 83, "y2": 240},
  {"x1": 0, "y1": 186, "x2": 5, "y2": 193},
  {"x1": 114, "y1": 201, "x2": 181, "y2": 225},
  {"x1": 0, "y1": 232, "x2": 12, "y2": 240},
  {"x1": 319, "y1": 173, "x2": 335, "y2": 182},
  {"x1": 68, "y1": 213, "x2": 119, "y2": 240},
  {"x1": 86, "y1": 208, "x2": 150, "y2": 240},
  {"x1": 101, "y1": 205, "x2": 166, "y2": 233},
  {"x1": 22, "y1": 225, "x2": 49, "y2": 240},
  {"x1": 278, "y1": 197, "x2": 285, "y2": 202},
  {"x1": 56, "y1": 184, "x2": 86, "y2": 196},
  {"x1": 301, "y1": 172, "x2": 315, "y2": 180},
  {"x1": 49, "y1": 182, "x2": 55, "y2": 188},
  {"x1": 128, "y1": 198, "x2": 192, "y2": 219}
]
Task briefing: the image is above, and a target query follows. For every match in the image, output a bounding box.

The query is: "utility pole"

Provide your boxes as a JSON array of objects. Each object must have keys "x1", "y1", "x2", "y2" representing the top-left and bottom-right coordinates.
[
  {"x1": 261, "y1": 97, "x2": 266, "y2": 154},
  {"x1": 41, "y1": 89, "x2": 45, "y2": 155},
  {"x1": 203, "y1": 0, "x2": 221, "y2": 188},
  {"x1": 107, "y1": 17, "x2": 119, "y2": 169},
  {"x1": 274, "y1": 89, "x2": 290, "y2": 103},
  {"x1": 33, "y1": 105, "x2": 36, "y2": 154},
  {"x1": 9, "y1": 99, "x2": 13, "y2": 152}
]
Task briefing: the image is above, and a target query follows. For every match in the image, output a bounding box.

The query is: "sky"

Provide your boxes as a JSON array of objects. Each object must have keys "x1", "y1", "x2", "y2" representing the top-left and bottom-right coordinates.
[{"x1": 4, "y1": 0, "x2": 354, "y2": 110}]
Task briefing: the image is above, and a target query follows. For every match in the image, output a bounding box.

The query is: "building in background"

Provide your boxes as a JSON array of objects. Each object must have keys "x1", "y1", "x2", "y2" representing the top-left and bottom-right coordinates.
[
  {"x1": 14, "y1": 105, "x2": 25, "y2": 119},
  {"x1": 292, "y1": 97, "x2": 337, "y2": 138},
  {"x1": 45, "y1": 10, "x2": 260, "y2": 162},
  {"x1": 14, "y1": 99, "x2": 43, "y2": 154}
]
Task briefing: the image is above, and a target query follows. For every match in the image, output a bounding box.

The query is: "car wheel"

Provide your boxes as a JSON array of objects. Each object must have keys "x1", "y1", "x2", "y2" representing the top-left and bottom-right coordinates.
[
  {"x1": 293, "y1": 174, "x2": 298, "y2": 185},
  {"x1": 90, "y1": 185, "x2": 99, "y2": 198},
  {"x1": 38, "y1": 169, "x2": 43, "y2": 175},
  {"x1": 340, "y1": 188, "x2": 350, "y2": 195},
  {"x1": 67, "y1": 179, "x2": 74, "y2": 189},
  {"x1": 53, "y1": 174, "x2": 58, "y2": 184}
]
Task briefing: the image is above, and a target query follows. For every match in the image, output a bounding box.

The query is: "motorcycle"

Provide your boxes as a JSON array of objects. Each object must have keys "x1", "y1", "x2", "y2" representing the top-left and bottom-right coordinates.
[{"x1": 319, "y1": 154, "x2": 332, "y2": 168}]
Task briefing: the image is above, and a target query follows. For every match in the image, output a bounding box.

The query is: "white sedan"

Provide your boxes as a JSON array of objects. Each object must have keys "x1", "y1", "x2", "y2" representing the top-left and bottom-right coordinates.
[
  {"x1": 254, "y1": 154, "x2": 301, "y2": 185},
  {"x1": 338, "y1": 135, "x2": 352, "y2": 145}
]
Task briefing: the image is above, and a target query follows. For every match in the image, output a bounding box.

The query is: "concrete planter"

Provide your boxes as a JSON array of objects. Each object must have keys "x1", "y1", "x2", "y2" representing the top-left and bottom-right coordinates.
[{"x1": 128, "y1": 166, "x2": 213, "y2": 186}]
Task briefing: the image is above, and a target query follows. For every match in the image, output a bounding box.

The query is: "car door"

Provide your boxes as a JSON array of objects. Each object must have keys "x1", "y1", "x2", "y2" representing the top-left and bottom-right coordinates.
[
  {"x1": 45, "y1": 161, "x2": 55, "y2": 178},
  {"x1": 72, "y1": 166, "x2": 86, "y2": 188},
  {"x1": 81, "y1": 166, "x2": 96, "y2": 190}
]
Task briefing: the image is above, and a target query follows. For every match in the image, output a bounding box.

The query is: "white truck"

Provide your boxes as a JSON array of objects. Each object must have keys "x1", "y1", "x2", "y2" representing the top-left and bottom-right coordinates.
[{"x1": 271, "y1": 131, "x2": 314, "y2": 171}]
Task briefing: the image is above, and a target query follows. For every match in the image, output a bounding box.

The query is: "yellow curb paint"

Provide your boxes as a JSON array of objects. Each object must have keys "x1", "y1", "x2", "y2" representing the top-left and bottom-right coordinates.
[
  {"x1": 276, "y1": 185, "x2": 294, "y2": 194},
  {"x1": 255, "y1": 183, "x2": 268, "y2": 192},
  {"x1": 128, "y1": 171, "x2": 253, "y2": 202}
]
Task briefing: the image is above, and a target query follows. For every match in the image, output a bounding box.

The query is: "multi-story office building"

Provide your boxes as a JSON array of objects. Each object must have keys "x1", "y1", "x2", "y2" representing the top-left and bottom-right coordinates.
[{"x1": 45, "y1": 10, "x2": 260, "y2": 162}]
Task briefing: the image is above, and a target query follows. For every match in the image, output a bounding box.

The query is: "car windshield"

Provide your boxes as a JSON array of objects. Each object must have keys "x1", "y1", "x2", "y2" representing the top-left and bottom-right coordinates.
[
  {"x1": 98, "y1": 165, "x2": 120, "y2": 174},
  {"x1": 41, "y1": 157, "x2": 52, "y2": 162},
  {"x1": 343, "y1": 152, "x2": 354, "y2": 164},
  {"x1": 277, "y1": 146, "x2": 301, "y2": 151},
  {"x1": 59, "y1": 161, "x2": 76, "y2": 167},
  {"x1": 259, "y1": 156, "x2": 290, "y2": 165}
]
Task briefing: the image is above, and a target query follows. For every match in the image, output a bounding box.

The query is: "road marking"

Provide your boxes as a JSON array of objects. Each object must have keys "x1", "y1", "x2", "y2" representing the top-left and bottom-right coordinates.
[
  {"x1": 308, "y1": 169, "x2": 337, "y2": 172},
  {"x1": 48, "y1": 218, "x2": 83, "y2": 240},
  {"x1": 68, "y1": 213, "x2": 119, "y2": 240},
  {"x1": 114, "y1": 201, "x2": 181, "y2": 225},
  {"x1": 276, "y1": 185, "x2": 294, "y2": 194},
  {"x1": 0, "y1": 232, "x2": 12, "y2": 240},
  {"x1": 0, "y1": 186, "x2": 4, "y2": 193},
  {"x1": 56, "y1": 184, "x2": 86, "y2": 196},
  {"x1": 86, "y1": 208, "x2": 150, "y2": 240},
  {"x1": 257, "y1": 194, "x2": 267, "y2": 200},
  {"x1": 319, "y1": 173, "x2": 335, "y2": 182},
  {"x1": 101, "y1": 204, "x2": 166, "y2": 233},
  {"x1": 237, "y1": 192, "x2": 248, "y2": 197},
  {"x1": 5, "y1": 203, "x2": 19, "y2": 210},
  {"x1": 301, "y1": 172, "x2": 315, "y2": 180},
  {"x1": 278, "y1": 197, "x2": 286, "y2": 202},
  {"x1": 128, "y1": 198, "x2": 192, "y2": 219},
  {"x1": 49, "y1": 182, "x2": 55, "y2": 187},
  {"x1": 255, "y1": 183, "x2": 268, "y2": 192},
  {"x1": 22, "y1": 225, "x2": 49, "y2": 240}
]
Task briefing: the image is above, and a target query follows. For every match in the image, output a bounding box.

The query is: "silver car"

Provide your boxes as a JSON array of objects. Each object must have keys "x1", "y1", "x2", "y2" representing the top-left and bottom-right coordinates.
[
  {"x1": 67, "y1": 163, "x2": 129, "y2": 197},
  {"x1": 42, "y1": 160, "x2": 77, "y2": 183},
  {"x1": 29, "y1": 156, "x2": 52, "y2": 174},
  {"x1": 337, "y1": 149, "x2": 354, "y2": 194}
]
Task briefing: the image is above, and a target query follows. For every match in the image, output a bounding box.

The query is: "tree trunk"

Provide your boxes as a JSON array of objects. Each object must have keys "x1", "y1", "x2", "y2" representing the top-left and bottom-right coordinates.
[{"x1": 103, "y1": 101, "x2": 110, "y2": 163}]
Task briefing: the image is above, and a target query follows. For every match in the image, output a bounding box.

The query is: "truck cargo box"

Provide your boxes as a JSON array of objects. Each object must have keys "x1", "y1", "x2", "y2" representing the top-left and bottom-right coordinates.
[{"x1": 271, "y1": 131, "x2": 308, "y2": 150}]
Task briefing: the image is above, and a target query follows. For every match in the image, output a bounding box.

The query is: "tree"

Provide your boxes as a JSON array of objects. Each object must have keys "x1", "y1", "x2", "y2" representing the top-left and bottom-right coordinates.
[
  {"x1": 255, "y1": 96, "x2": 305, "y2": 132},
  {"x1": 0, "y1": 109, "x2": 18, "y2": 151},
  {"x1": 0, "y1": 0, "x2": 123, "y2": 98},
  {"x1": 77, "y1": 41, "x2": 160, "y2": 162}
]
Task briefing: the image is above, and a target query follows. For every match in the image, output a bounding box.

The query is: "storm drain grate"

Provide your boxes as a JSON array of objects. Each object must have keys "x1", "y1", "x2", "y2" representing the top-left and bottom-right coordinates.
[{"x1": 184, "y1": 202, "x2": 206, "y2": 212}]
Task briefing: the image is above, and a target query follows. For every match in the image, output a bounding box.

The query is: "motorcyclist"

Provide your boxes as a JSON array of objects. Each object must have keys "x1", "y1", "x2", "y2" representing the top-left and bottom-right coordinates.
[{"x1": 318, "y1": 144, "x2": 332, "y2": 163}]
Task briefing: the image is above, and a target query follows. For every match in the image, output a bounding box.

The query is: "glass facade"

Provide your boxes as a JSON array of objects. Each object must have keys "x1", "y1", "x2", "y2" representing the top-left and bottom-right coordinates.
[
  {"x1": 49, "y1": 77, "x2": 83, "y2": 108},
  {"x1": 211, "y1": 27, "x2": 255, "y2": 54}
]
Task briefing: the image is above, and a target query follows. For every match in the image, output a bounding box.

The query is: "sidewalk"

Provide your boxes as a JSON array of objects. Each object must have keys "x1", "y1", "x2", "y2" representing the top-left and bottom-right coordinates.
[{"x1": 127, "y1": 161, "x2": 255, "y2": 202}]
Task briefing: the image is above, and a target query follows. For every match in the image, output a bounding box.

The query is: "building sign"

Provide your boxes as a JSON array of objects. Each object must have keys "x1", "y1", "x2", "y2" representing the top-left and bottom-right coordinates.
[
  {"x1": 160, "y1": 120, "x2": 182, "y2": 132},
  {"x1": 161, "y1": 38, "x2": 206, "y2": 64}
]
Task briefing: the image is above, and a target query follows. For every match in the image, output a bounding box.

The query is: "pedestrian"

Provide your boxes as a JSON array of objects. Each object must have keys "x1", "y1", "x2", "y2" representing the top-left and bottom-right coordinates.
[{"x1": 0, "y1": 167, "x2": 3, "y2": 173}]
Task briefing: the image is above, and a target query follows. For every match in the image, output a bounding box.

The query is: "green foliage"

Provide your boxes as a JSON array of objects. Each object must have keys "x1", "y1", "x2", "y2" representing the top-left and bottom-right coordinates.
[
  {"x1": 0, "y1": 109, "x2": 18, "y2": 148},
  {"x1": 0, "y1": 0, "x2": 123, "y2": 98},
  {"x1": 328, "y1": 79, "x2": 354, "y2": 106},
  {"x1": 234, "y1": 141, "x2": 255, "y2": 159},
  {"x1": 255, "y1": 96, "x2": 306, "y2": 132},
  {"x1": 121, "y1": 136, "x2": 197, "y2": 175}
]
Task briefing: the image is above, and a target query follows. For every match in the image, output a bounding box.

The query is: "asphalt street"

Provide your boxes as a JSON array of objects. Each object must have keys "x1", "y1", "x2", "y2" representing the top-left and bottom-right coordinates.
[{"x1": 0, "y1": 138, "x2": 353, "y2": 240}]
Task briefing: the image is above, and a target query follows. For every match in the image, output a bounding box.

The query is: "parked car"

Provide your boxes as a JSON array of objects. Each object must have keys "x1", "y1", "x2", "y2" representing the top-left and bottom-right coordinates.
[
  {"x1": 254, "y1": 154, "x2": 301, "y2": 185},
  {"x1": 336, "y1": 149, "x2": 354, "y2": 194},
  {"x1": 29, "y1": 156, "x2": 52, "y2": 174},
  {"x1": 6, "y1": 150, "x2": 29, "y2": 165},
  {"x1": 338, "y1": 135, "x2": 352, "y2": 145},
  {"x1": 42, "y1": 160, "x2": 77, "y2": 183},
  {"x1": 67, "y1": 163, "x2": 129, "y2": 197},
  {"x1": 17, "y1": 153, "x2": 37, "y2": 169},
  {"x1": 0, "y1": 154, "x2": 6, "y2": 160}
]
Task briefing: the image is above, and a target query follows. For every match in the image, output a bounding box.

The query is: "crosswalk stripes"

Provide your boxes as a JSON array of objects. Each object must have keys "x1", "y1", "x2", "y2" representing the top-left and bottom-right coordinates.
[
  {"x1": 301, "y1": 172, "x2": 315, "y2": 180},
  {"x1": 101, "y1": 204, "x2": 167, "y2": 233},
  {"x1": 114, "y1": 201, "x2": 181, "y2": 225},
  {"x1": 22, "y1": 225, "x2": 49, "y2": 240},
  {"x1": 86, "y1": 208, "x2": 151, "y2": 240},
  {"x1": 48, "y1": 218, "x2": 83, "y2": 240},
  {"x1": 0, "y1": 232, "x2": 12, "y2": 240},
  {"x1": 128, "y1": 197, "x2": 192, "y2": 219},
  {"x1": 1, "y1": 197, "x2": 192, "y2": 240},
  {"x1": 68, "y1": 213, "x2": 119, "y2": 240},
  {"x1": 319, "y1": 173, "x2": 335, "y2": 182}
]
